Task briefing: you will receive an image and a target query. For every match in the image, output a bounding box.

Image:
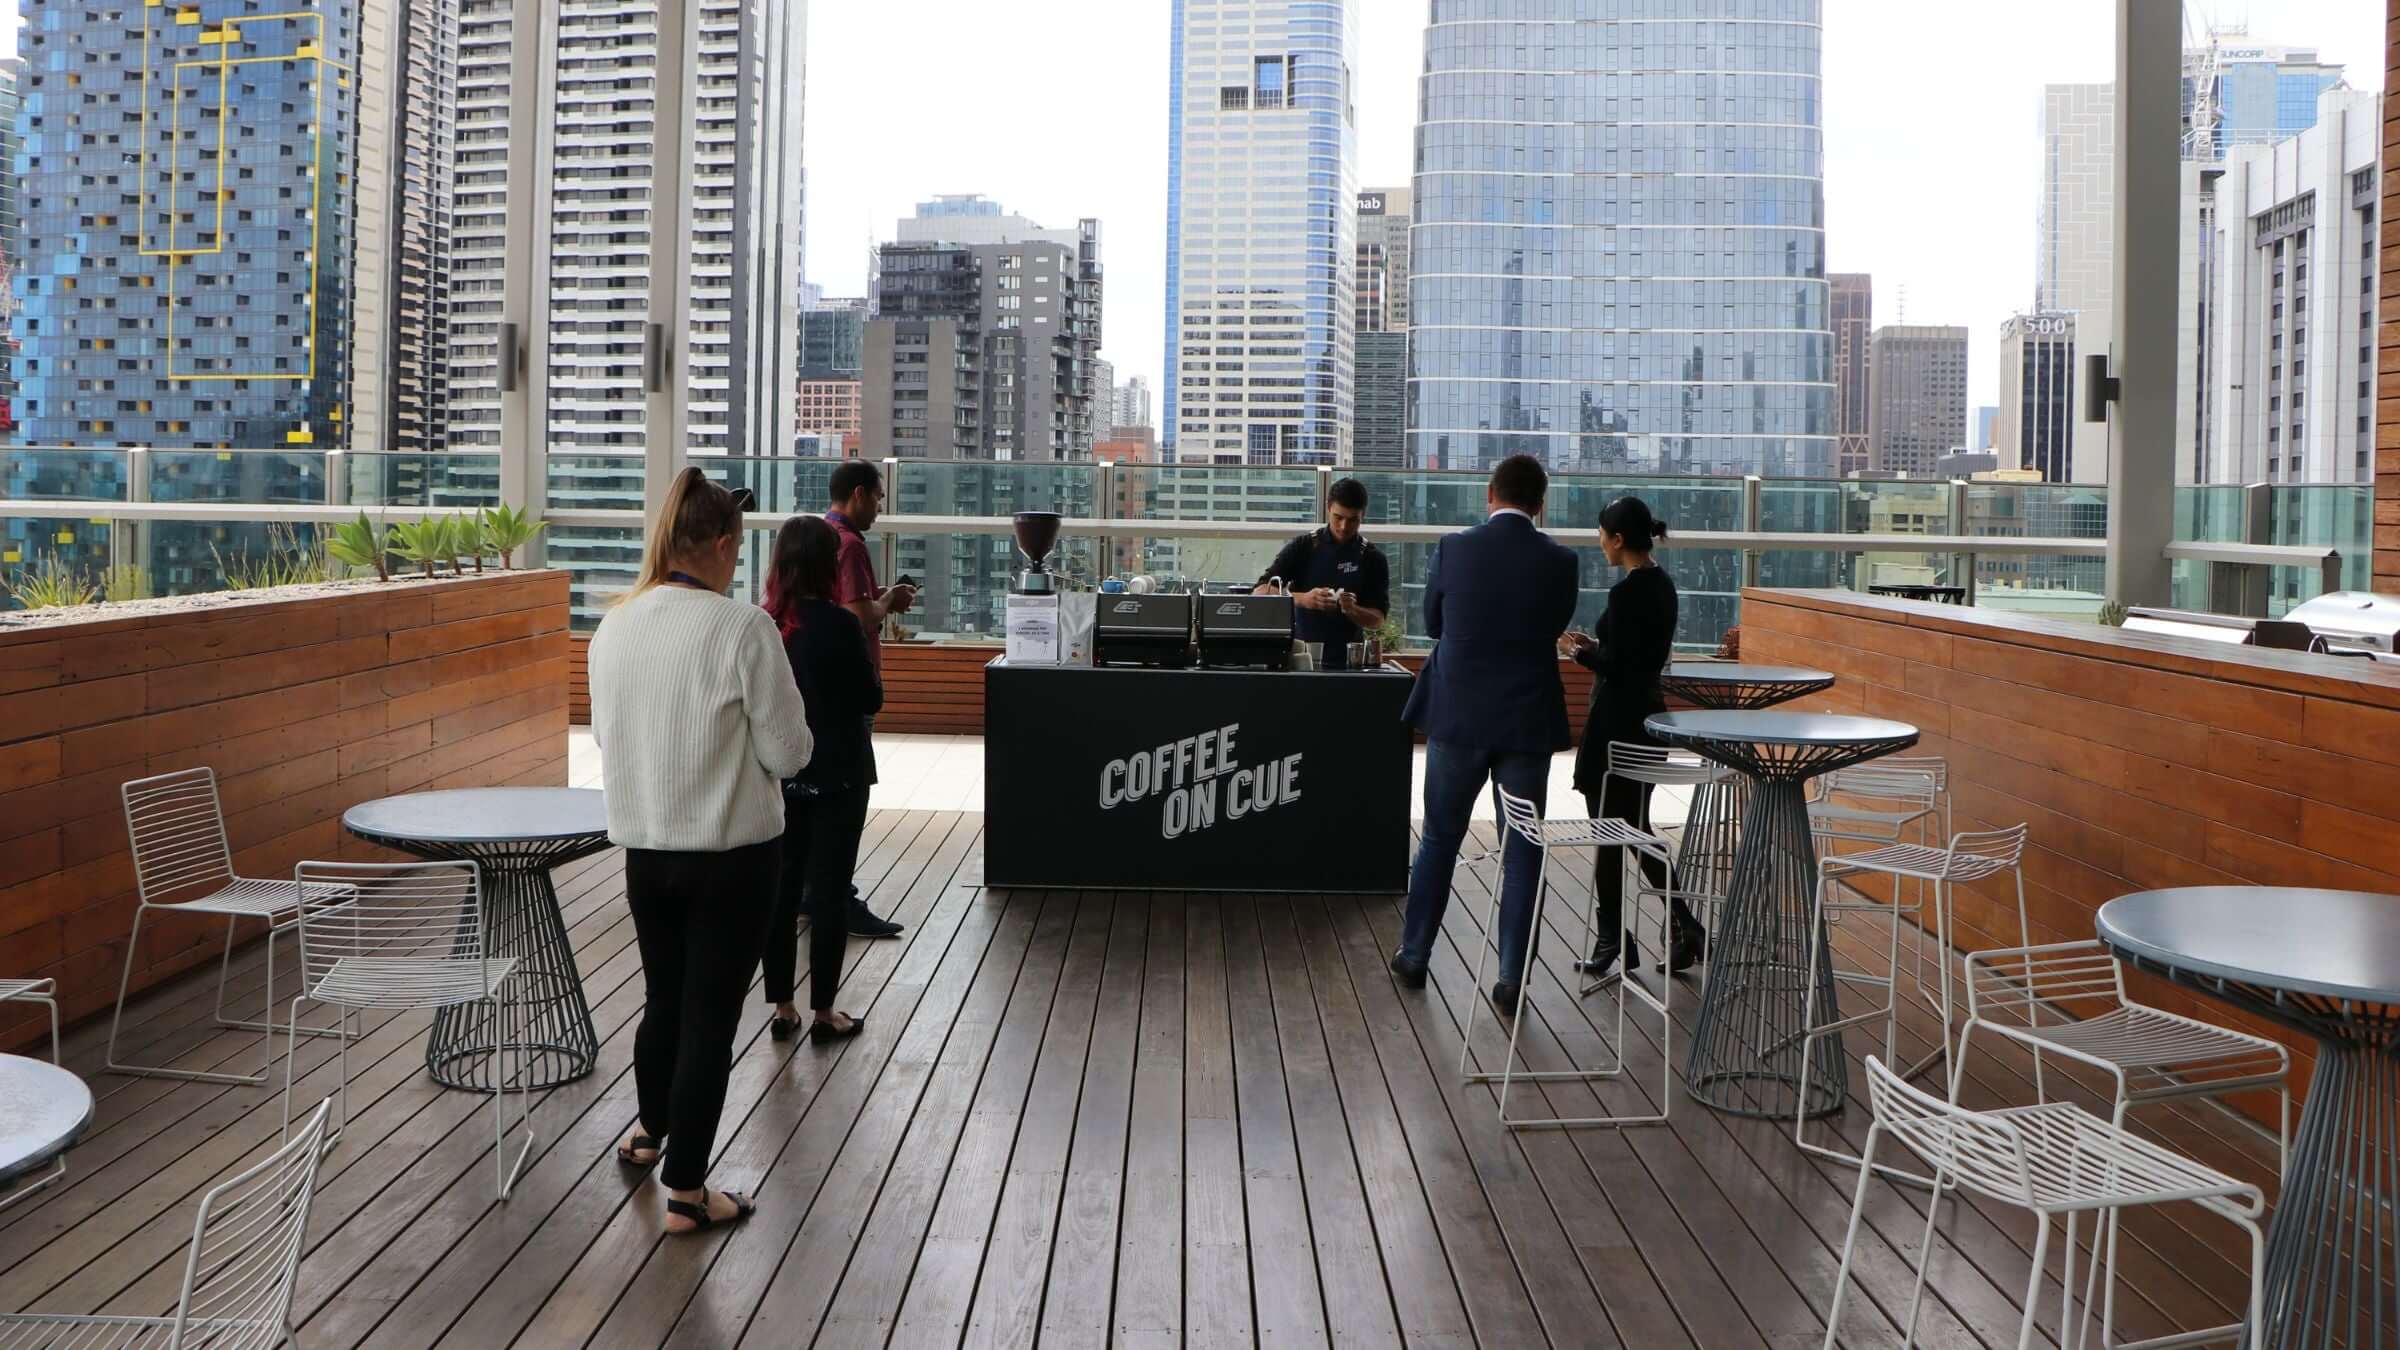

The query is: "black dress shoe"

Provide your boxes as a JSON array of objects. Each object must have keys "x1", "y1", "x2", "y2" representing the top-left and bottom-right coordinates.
[
  {"x1": 1490, "y1": 982, "x2": 1520, "y2": 1018},
  {"x1": 848, "y1": 900, "x2": 904, "y2": 939},
  {"x1": 1657, "y1": 921, "x2": 1707, "y2": 975},
  {"x1": 1575, "y1": 931, "x2": 1639, "y2": 976},
  {"x1": 1388, "y1": 952, "x2": 1428, "y2": 989}
]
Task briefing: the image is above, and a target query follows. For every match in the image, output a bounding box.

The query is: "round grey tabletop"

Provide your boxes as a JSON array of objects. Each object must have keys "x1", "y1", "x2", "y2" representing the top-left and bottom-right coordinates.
[
  {"x1": 2097, "y1": 887, "x2": 2400, "y2": 1006},
  {"x1": 1647, "y1": 710, "x2": 1919, "y2": 748},
  {"x1": 0, "y1": 1055, "x2": 93, "y2": 1183},
  {"x1": 1663, "y1": 662, "x2": 1836, "y2": 686},
  {"x1": 343, "y1": 787, "x2": 607, "y2": 846}
]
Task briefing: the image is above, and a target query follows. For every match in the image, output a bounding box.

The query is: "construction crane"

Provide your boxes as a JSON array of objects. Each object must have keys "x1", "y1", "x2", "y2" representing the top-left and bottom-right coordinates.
[{"x1": 2181, "y1": 13, "x2": 2236, "y2": 162}]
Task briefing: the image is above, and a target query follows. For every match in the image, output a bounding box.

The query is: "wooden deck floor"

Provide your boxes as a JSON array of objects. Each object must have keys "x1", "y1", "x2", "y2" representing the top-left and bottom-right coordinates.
[{"x1": 0, "y1": 809, "x2": 2283, "y2": 1349}]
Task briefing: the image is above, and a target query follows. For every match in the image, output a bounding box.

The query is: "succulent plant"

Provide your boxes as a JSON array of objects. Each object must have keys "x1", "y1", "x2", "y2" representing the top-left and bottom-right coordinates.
[
  {"x1": 480, "y1": 502, "x2": 547, "y2": 569},
  {"x1": 327, "y1": 511, "x2": 392, "y2": 582}
]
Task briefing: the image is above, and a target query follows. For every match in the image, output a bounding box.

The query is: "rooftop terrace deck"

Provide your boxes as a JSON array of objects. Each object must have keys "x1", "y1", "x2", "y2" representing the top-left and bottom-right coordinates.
[{"x1": 0, "y1": 802, "x2": 2281, "y2": 1349}]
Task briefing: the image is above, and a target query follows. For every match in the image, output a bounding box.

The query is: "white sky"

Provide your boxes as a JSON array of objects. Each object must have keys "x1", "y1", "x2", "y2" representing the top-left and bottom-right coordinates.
[{"x1": 798, "y1": 2, "x2": 2384, "y2": 411}]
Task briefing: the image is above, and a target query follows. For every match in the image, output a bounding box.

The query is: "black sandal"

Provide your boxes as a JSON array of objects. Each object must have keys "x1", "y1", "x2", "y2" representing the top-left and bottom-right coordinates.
[
  {"x1": 769, "y1": 1014, "x2": 801, "y2": 1042},
  {"x1": 665, "y1": 1189, "x2": 756, "y2": 1235},
  {"x1": 616, "y1": 1131, "x2": 662, "y2": 1170},
  {"x1": 808, "y1": 1014, "x2": 865, "y2": 1045}
]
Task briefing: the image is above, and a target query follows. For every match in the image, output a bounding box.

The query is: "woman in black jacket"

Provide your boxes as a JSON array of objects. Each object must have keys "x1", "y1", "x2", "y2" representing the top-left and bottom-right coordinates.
[
  {"x1": 1559, "y1": 496, "x2": 1701, "y2": 976},
  {"x1": 761, "y1": 515, "x2": 881, "y2": 1044}
]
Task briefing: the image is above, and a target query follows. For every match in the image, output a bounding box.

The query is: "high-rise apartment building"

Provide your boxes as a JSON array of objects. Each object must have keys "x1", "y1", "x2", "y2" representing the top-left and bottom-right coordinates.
[
  {"x1": 1357, "y1": 187, "x2": 1411, "y2": 333},
  {"x1": 2037, "y1": 82, "x2": 2116, "y2": 483},
  {"x1": 1995, "y1": 313, "x2": 2078, "y2": 481},
  {"x1": 351, "y1": 0, "x2": 458, "y2": 458},
  {"x1": 2206, "y1": 87, "x2": 2381, "y2": 485},
  {"x1": 1112, "y1": 374, "x2": 1153, "y2": 432},
  {"x1": 1867, "y1": 326, "x2": 1970, "y2": 477},
  {"x1": 1164, "y1": 0, "x2": 1357, "y2": 465},
  {"x1": 794, "y1": 296, "x2": 864, "y2": 453},
  {"x1": 1831, "y1": 274, "x2": 1873, "y2": 477},
  {"x1": 14, "y1": 2, "x2": 358, "y2": 450},
  {"x1": 0, "y1": 59, "x2": 22, "y2": 436},
  {"x1": 1408, "y1": 1, "x2": 1833, "y2": 473},
  {"x1": 863, "y1": 238, "x2": 1099, "y2": 461},
  {"x1": 446, "y1": 0, "x2": 808, "y2": 459},
  {"x1": 2186, "y1": 38, "x2": 2345, "y2": 157},
  {"x1": 1353, "y1": 330, "x2": 1408, "y2": 470}
]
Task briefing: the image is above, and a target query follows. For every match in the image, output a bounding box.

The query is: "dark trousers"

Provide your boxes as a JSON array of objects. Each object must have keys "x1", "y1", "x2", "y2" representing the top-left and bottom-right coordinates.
[
  {"x1": 1583, "y1": 784, "x2": 1697, "y2": 941},
  {"x1": 1400, "y1": 738, "x2": 1551, "y2": 984},
  {"x1": 626, "y1": 839, "x2": 778, "y2": 1192},
  {"x1": 764, "y1": 783, "x2": 869, "y2": 1012}
]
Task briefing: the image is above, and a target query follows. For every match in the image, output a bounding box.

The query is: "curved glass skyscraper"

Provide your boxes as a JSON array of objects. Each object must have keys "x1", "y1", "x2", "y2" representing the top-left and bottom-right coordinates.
[{"x1": 1408, "y1": 0, "x2": 1833, "y2": 475}]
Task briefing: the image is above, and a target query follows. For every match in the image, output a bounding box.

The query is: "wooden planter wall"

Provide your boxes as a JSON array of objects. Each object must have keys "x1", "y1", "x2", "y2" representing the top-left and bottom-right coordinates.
[{"x1": 0, "y1": 570, "x2": 571, "y2": 1052}]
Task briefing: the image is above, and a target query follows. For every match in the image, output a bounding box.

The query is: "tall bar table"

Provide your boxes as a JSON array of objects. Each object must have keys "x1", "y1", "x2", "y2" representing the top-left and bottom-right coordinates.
[
  {"x1": 2099, "y1": 886, "x2": 2400, "y2": 1350},
  {"x1": 1659, "y1": 662, "x2": 1835, "y2": 712},
  {"x1": 1648, "y1": 711, "x2": 1919, "y2": 1119},
  {"x1": 344, "y1": 788, "x2": 611, "y2": 1090}
]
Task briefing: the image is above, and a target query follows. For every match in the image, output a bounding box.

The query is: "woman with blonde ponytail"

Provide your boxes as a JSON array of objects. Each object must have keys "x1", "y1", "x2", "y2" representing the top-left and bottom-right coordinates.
[{"x1": 588, "y1": 465, "x2": 810, "y2": 1235}]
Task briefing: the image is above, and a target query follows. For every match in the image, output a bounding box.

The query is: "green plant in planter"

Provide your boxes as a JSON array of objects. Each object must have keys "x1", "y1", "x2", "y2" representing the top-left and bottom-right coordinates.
[
  {"x1": 2098, "y1": 600, "x2": 2130, "y2": 628},
  {"x1": 327, "y1": 511, "x2": 392, "y2": 582},
  {"x1": 102, "y1": 564, "x2": 151, "y2": 603},
  {"x1": 480, "y1": 503, "x2": 546, "y2": 569},
  {"x1": 212, "y1": 523, "x2": 328, "y2": 590},
  {"x1": 388, "y1": 518, "x2": 444, "y2": 579},
  {"x1": 431, "y1": 513, "x2": 476, "y2": 575},
  {"x1": 4, "y1": 556, "x2": 96, "y2": 610}
]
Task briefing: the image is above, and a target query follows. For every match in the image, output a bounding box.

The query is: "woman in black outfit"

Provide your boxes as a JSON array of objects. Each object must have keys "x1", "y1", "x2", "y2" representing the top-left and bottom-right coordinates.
[
  {"x1": 1559, "y1": 496, "x2": 1702, "y2": 976},
  {"x1": 761, "y1": 515, "x2": 879, "y2": 1045}
]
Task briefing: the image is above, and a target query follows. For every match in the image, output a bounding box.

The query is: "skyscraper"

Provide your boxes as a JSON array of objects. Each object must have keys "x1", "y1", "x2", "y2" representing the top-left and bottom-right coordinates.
[
  {"x1": 1868, "y1": 326, "x2": 1970, "y2": 477},
  {"x1": 1353, "y1": 331, "x2": 1408, "y2": 470},
  {"x1": 1408, "y1": 1, "x2": 1833, "y2": 473},
  {"x1": 446, "y1": 0, "x2": 808, "y2": 458},
  {"x1": 1831, "y1": 274, "x2": 1873, "y2": 477},
  {"x1": 2206, "y1": 87, "x2": 2381, "y2": 485},
  {"x1": 796, "y1": 297, "x2": 866, "y2": 455},
  {"x1": 1164, "y1": 0, "x2": 1357, "y2": 465},
  {"x1": 1112, "y1": 375, "x2": 1153, "y2": 433},
  {"x1": 1357, "y1": 187, "x2": 1411, "y2": 333},
  {"x1": 1995, "y1": 313, "x2": 2078, "y2": 481},
  {"x1": 14, "y1": 2, "x2": 358, "y2": 450},
  {"x1": 2185, "y1": 38, "x2": 2345, "y2": 157},
  {"x1": 0, "y1": 59, "x2": 22, "y2": 437},
  {"x1": 863, "y1": 238, "x2": 1099, "y2": 462},
  {"x1": 352, "y1": 0, "x2": 458, "y2": 457}
]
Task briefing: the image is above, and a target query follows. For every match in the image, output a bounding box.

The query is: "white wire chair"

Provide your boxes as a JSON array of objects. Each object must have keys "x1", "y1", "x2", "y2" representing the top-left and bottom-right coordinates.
[
  {"x1": 1822, "y1": 1056, "x2": 2263, "y2": 1350},
  {"x1": 0, "y1": 977, "x2": 64, "y2": 1213},
  {"x1": 1810, "y1": 756, "x2": 1955, "y2": 1015},
  {"x1": 282, "y1": 860, "x2": 533, "y2": 1200},
  {"x1": 109, "y1": 767, "x2": 354, "y2": 1084},
  {"x1": 1597, "y1": 743, "x2": 1736, "y2": 944},
  {"x1": 1792, "y1": 823, "x2": 2035, "y2": 1181},
  {"x1": 1456, "y1": 785, "x2": 1677, "y2": 1129},
  {"x1": 0, "y1": 1097, "x2": 333, "y2": 1350}
]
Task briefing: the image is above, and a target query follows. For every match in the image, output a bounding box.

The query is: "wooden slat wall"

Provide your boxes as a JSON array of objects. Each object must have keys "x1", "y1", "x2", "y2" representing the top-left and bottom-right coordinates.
[
  {"x1": 2380, "y1": 0, "x2": 2400, "y2": 592},
  {"x1": 1744, "y1": 587, "x2": 2400, "y2": 1122},
  {"x1": 569, "y1": 633, "x2": 592, "y2": 724},
  {"x1": 0, "y1": 570, "x2": 572, "y2": 1052}
]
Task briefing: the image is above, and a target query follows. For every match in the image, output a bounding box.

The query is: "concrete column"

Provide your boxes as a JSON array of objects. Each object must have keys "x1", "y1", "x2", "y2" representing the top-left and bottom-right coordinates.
[
  {"x1": 641, "y1": 0, "x2": 700, "y2": 517},
  {"x1": 497, "y1": 0, "x2": 559, "y2": 566},
  {"x1": 2376, "y1": 0, "x2": 2400, "y2": 594},
  {"x1": 2104, "y1": 0, "x2": 2181, "y2": 606}
]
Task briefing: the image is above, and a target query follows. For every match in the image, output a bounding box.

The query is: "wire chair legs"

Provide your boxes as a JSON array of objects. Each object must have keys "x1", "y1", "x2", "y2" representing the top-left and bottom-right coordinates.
[
  {"x1": 105, "y1": 909, "x2": 341, "y2": 1084},
  {"x1": 0, "y1": 983, "x2": 65, "y2": 1212}
]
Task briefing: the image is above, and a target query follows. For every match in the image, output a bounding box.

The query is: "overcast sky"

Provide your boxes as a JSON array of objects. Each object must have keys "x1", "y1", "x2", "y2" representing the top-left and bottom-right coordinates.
[{"x1": 808, "y1": 1, "x2": 2385, "y2": 410}]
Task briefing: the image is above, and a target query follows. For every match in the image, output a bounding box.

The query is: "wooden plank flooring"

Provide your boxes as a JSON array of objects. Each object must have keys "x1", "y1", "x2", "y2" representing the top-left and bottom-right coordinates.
[{"x1": 0, "y1": 810, "x2": 2285, "y2": 1349}]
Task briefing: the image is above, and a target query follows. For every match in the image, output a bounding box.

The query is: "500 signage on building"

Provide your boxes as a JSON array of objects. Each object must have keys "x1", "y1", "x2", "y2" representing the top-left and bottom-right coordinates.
[{"x1": 1098, "y1": 722, "x2": 1301, "y2": 839}]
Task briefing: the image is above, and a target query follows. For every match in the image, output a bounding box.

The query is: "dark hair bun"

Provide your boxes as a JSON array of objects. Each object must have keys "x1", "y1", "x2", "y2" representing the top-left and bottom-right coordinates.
[{"x1": 1598, "y1": 495, "x2": 1667, "y2": 547}]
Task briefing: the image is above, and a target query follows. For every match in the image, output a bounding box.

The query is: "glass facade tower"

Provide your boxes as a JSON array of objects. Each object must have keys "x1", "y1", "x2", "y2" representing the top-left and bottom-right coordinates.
[
  {"x1": 1164, "y1": 0, "x2": 1357, "y2": 465},
  {"x1": 14, "y1": 1, "x2": 358, "y2": 449},
  {"x1": 1408, "y1": 0, "x2": 1833, "y2": 474}
]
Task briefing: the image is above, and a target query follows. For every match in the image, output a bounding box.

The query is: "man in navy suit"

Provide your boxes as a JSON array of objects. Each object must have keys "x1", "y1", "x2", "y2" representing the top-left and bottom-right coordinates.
[{"x1": 1391, "y1": 454, "x2": 1580, "y2": 1017}]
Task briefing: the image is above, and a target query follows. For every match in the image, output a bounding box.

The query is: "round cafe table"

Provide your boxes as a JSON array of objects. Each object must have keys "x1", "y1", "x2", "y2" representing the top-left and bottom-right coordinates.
[
  {"x1": 345, "y1": 788, "x2": 611, "y2": 1091},
  {"x1": 2098, "y1": 887, "x2": 2400, "y2": 1350},
  {"x1": 1648, "y1": 711, "x2": 1920, "y2": 1119},
  {"x1": 0, "y1": 1054, "x2": 92, "y2": 1208},
  {"x1": 1659, "y1": 662, "x2": 1836, "y2": 712}
]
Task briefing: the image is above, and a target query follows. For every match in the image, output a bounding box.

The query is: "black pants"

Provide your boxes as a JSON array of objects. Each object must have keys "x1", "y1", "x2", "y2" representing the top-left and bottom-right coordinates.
[
  {"x1": 1583, "y1": 783, "x2": 1694, "y2": 940},
  {"x1": 764, "y1": 783, "x2": 869, "y2": 1012},
  {"x1": 626, "y1": 839, "x2": 778, "y2": 1192}
]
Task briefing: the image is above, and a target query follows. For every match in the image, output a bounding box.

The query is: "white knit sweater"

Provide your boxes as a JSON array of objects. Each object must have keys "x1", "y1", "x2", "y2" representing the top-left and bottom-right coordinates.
[{"x1": 589, "y1": 585, "x2": 813, "y2": 852}]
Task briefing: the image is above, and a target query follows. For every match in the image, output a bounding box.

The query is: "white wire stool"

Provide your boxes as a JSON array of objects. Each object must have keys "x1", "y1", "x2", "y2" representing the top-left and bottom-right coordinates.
[
  {"x1": 282, "y1": 860, "x2": 535, "y2": 1200},
  {"x1": 0, "y1": 978, "x2": 64, "y2": 1213},
  {"x1": 0, "y1": 1097, "x2": 333, "y2": 1350},
  {"x1": 1955, "y1": 940, "x2": 2292, "y2": 1350},
  {"x1": 1591, "y1": 743, "x2": 1736, "y2": 954},
  {"x1": 1823, "y1": 1056, "x2": 2263, "y2": 1350},
  {"x1": 1809, "y1": 757, "x2": 1954, "y2": 1017},
  {"x1": 1791, "y1": 824, "x2": 2034, "y2": 1182},
  {"x1": 108, "y1": 767, "x2": 354, "y2": 1085},
  {"x1": 1457, "y1": 785, "x2": 1678, "y2": 1129}
]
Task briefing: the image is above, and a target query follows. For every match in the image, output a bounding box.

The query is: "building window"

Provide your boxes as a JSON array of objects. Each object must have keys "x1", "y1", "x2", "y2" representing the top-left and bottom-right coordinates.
[
  {"x1": 1254, "y1": 56, "x2": 1289, "y2": 110},
  {"x1": 1220, "y1": 85, "x2": 1248, "y2": 110}
]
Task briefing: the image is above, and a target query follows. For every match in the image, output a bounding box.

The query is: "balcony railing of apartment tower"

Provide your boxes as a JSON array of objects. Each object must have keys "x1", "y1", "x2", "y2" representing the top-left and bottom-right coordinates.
[{"x1": 1, "y1": 446, "x2": 2362, "y2": 642}]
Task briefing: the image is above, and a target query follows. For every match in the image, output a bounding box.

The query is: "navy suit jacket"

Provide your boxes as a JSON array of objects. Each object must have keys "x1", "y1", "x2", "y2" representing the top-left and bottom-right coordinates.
[{"x1": 1400, "y1": 512, "x2": 1582, "y2": 754}]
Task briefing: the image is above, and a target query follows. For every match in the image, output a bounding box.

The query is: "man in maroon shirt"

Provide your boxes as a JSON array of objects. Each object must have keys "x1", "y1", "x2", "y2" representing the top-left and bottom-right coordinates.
[{"x1": 824, "y1": 459, "x2": 914, "y2": 938}]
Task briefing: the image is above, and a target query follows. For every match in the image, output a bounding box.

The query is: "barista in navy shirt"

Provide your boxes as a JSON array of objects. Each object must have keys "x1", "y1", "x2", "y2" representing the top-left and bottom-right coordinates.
[{"x1": 1255, "y1": 477, "x2": 1390, "y2": 670}]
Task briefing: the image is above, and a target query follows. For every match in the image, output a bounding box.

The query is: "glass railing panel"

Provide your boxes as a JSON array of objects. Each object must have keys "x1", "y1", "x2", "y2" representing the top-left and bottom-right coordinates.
[
  {"x1": 1117, "y1": 465, "x2": 1323, "y2": 526},
  {"x1": 348, "y1": 452, "x2": 505, "y2": 510},
  {"x1": 147, "y1": 451, "x2": 328, "y2": 504},
  {"x1": 894, "y1": 460, "x2": 1099, "y2": 523},
  {"x1": 5, "y1": 449, "x2": 132, "y2": 501},
  {"x1": 2172, "y1": 484, "x2": 2244, "y2": 543},
  {"x1": 1551, "y1": 474, "x2": 1748, "y2": 536},
  {"x1": 1351, "y1": 469, "x2": 1491, "y2": 529},
  {"x1": 2269, "y1": 484, "x2": 2372, "y2": 605},
  {"x1": 547, "y1": 455, "x2": 647, "y2": 514},
  {"x1": 2, "y1": 518, "x2": 118, "y2": 597},
  {"x1": 549, "y1": 525, "x2": 647, "y2": 633}
]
